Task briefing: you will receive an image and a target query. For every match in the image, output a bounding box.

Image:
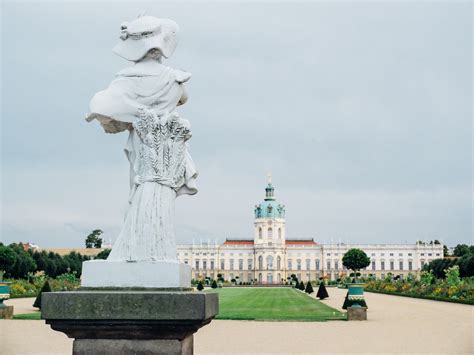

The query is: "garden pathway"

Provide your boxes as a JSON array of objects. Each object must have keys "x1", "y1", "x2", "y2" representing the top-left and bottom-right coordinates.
[
  {"x1": 4, "y1": 297, "x2": 37, "y2": 315},
  {"x1": 0, "y1": 288, "x2": 472, "y2": 354}
]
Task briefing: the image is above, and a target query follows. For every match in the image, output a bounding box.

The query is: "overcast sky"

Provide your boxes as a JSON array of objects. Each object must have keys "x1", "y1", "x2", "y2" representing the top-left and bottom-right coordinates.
[{"x1": 1, "y1": 1, "x2": 472, "y2": 248}]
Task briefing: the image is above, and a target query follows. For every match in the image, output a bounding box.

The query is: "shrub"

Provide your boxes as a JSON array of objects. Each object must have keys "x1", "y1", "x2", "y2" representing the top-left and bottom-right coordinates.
[
  {"x1": 294, "y1": 281, "x2": 299, "y2": 289},
  {"x1": 305, "y1": 281, "x2": 314, "y2": 294},
  {"x1": 316, "y1": 282, "x2": 329, "y2": 299},
  {"x1": 197, "y1": 281, "x2": 204, "y2": 291},
  {"x1": 420, "y1": 271, "x2": 435, "y2": 285},
  {"x1": 445, "y1": 265, "x2": 461, "y2": 287},
  {"x1": 33, "y1": 280, "x2": 52, "y2": 309},
  {"x1": 299, "y1": 281, "x2": 305, "y2": 291},
  {"x1": 211, "y1": 280, "x2": 218, "y2": 289}
]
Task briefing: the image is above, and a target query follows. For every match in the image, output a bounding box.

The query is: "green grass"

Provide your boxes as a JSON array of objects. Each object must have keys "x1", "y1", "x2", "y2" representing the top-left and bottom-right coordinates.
[
  {"x1": 12, "y1": 312, "x2": 41, "y2": 320},
  {"x1": 206, "y1": 287, "x2": 346, "y2": 321}
]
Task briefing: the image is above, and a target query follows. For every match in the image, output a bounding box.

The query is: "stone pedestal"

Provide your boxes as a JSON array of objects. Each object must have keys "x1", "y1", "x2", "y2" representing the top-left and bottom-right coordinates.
[
  {"x1": 42, "y1": 291, "x2": 218, "y2": 355},
  {"x1": 0, "y1": 305, "x2": 13, "y2": 319},
  {"x1": 347, "y1": 306, "x2": 367, "y2": 321},
  {"x1": 81, "y1": 260, "x2": 192, "y2": 288}
]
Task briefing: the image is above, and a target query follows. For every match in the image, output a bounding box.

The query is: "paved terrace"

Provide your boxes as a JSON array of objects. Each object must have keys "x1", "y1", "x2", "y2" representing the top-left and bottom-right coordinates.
[{"x1": 1, "y1": 288, "x2": 472, "y2": 354}]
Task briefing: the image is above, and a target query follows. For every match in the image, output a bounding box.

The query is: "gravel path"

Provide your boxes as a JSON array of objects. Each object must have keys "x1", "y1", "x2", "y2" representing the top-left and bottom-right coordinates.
[
  {"x1": 4, "y1": 297, "x2": 37, "y2": 315},
  {"x1": 1, "y1": 288, "x2": 472, "y2": 354}
]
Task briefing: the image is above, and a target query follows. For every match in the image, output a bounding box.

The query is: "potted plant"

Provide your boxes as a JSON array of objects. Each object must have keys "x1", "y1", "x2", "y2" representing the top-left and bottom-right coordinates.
[{"x1": 342, "y1": 248, "x2": 370, "y2": 309}]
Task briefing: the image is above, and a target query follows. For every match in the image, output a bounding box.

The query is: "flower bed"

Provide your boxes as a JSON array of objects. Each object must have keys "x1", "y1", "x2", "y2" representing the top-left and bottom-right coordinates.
[
  {"x1": 364, "y1": 288, "x2": 474, "y2": 305},
  {"x1": 8, "y1": 272, "x2": 80, "y2": 298},
  {"x1": 364, "y1": 266, "x2": 474, "y2": 305}
]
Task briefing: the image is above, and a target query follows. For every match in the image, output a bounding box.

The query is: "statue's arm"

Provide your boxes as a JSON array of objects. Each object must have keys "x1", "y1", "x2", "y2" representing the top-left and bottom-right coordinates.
[
  {"x1": 174, "y1": 69, "x2": 191, "y2": 107},
  {"x1": 86, "y1": 113, "x2": 132, "y2": 134}
]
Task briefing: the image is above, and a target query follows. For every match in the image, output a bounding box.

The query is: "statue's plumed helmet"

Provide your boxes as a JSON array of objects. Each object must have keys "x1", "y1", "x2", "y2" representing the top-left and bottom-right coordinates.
[{"x1": 113, "y1": 15, "x2": 179, "y2": 61}]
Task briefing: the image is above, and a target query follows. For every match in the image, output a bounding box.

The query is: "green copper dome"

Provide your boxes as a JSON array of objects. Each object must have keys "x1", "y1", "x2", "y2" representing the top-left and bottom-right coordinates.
[{"x1": 254, "y1": 181, "x2": 285, "y2": 219}]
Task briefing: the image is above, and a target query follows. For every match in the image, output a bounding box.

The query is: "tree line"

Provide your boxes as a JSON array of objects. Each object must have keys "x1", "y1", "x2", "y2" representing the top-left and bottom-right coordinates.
[
  {"x1": 0, "y1": 243, "x2": 110, "y2": 279},
  {"x1": 423, "y1": 244, "x2": 474, "y2": 278}
]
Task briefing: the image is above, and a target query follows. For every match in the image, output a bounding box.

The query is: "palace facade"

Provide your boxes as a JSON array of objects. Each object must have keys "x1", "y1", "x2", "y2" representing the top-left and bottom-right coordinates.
[{"x1": 177, "y1": 179, "x2": 443, "y2": 283}]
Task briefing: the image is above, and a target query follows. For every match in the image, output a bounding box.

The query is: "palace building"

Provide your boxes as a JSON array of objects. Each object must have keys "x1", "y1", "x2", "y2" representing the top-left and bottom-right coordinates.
[{"x1": 177, "y1": 178, "x2": 443, "y2": 283}]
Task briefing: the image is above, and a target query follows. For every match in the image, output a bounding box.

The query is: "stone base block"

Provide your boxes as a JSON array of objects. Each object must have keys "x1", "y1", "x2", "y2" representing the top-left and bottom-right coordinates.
[
  {"x1": 73, "y1": 337, "x2": 193, "y2": 355},
  {"x1": 347, "y1": 306, "x2": 367, "y2": 321},
  {"x1": 42, "y1": 291, "x2": 218, "y2": 355},
  {"x1": 0, "y1": 305, "x2": 13, "y2": 319},
  {"x1": 81, "y1": 260, "x2": 192, "y2": 288}
]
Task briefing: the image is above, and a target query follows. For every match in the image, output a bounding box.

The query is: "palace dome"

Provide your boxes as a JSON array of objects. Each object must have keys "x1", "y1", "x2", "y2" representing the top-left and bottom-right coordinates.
[{"x1": 254, "y1": 180, "x2": 285, "y2": 219}]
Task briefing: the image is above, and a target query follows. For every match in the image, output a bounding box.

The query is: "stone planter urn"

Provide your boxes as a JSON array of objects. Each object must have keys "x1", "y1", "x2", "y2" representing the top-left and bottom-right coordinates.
[
  {"x1": 348, "y1": 283, "x2": 366, "y2": 303},
  {"x1": 0, "y1": 273, "x2": 13, "y2": 319},
  {"x1": 345, "y1": 283, "x2": 367, "y2": 321}
]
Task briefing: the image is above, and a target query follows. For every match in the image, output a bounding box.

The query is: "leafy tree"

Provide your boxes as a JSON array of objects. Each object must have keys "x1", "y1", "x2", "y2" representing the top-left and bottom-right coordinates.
[
  {"x1": 211, "y1": 280, "x2": 218, "y2": 288},
  {"x1": 424, "y1": 258, "x2": 455, "y2": 278},
  {"x1": 62, "y1": 251, "x2": 83, "y2": 277},
  {"x1": 0, "y1": 245, "x2": 17, "y2": 276},
  {"x1": 44, "y1": 258, "x2": 58, "y2": 277},
  {"x1": 443, "y1": 245, "x2": 450, "y2": 257},
  {"x1": 0, "y1": 244, "x2": 93, "y2": 279},
  {"x1": 32, "y1": 251, "x2": 49, "y2": 273},
  {"x1": 33, "y1": 280, "x2": 52, "y2": 309},
  {"x1": 8, "y1": 244, "x2": 37, "y2": 279},
  {"x1": 458, "y1": 253, "x2": 474, "y2": 277},
  {"x1": 316, "y1": 282, "x2": 329, "y2": 299},
  {"x1": 85, "y1": 229, "x2": 104, "y2": 249},
  {"x1": 95, "y1": 249, "x2": 111, "y2": 260},
  {"x1": 197, "y1": 281, "x2": 204, "y2": 291},
  {"x1": 305, "y1": 281, "x2": 314, "y2": 294},
  {"x1": 342, "y1": 248, "x2": 370, "y2": 281},
  {"x1": 453, "y1": 244, "x2": 470, "y2": 257}
]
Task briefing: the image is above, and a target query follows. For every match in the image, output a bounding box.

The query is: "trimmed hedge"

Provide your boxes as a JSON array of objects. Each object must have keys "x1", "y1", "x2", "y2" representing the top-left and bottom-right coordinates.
[{"x1": 365, "y1": 289, "x2": 474, "y2": 305}]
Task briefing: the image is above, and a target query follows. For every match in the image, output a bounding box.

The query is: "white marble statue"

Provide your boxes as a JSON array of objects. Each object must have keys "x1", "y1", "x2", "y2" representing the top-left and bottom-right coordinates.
[{"x1": 86, "y1": 15, "x2": 197, "y2": 264}]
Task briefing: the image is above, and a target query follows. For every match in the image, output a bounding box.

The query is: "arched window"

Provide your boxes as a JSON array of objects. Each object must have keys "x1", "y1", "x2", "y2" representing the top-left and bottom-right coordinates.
[
  {"x1": 266, "y1": 255, "x2": 273, "y2": 270},
  {"x1": 258, "y1": 255, "x2": 263, "y2": 270},
  {"x1": 277, "y1": 256, "x2": 281, "y2": 270},
  {"x1": 278, "y1": 228, "x2": 282, "y2": 239},
  {"x1": 268, "y1": 228, "x2": 273, "y2": 239},
  {"x1": 258, "y1": 227, "x2": 262, "y2": 239}
]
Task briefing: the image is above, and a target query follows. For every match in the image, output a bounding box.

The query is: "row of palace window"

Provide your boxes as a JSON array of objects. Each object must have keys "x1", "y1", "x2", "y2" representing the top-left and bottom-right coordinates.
[
  {"x1": 189, "y1": 258, "x2": 424, "y2": 271},
  {"x1": 258, "y1": 227, "x2": 282, "y2": 239},
  {"x1": 370, "y1": 260, "x2": 414, "y2": 271}
]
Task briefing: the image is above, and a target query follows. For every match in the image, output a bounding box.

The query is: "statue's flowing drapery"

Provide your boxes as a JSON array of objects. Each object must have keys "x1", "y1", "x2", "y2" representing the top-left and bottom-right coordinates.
[{"x1": 87, "y1": 60, "x2": 197, "y2": 262}]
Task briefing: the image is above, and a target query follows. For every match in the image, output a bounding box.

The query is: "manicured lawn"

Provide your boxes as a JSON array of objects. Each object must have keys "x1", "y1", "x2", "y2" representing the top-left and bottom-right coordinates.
[
  {"x1": 13, "y1": 312, "x2": 41, "y2": 320},
  {"x1": 206, "y1": 287, "x2": 346, "y2": 321}
]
